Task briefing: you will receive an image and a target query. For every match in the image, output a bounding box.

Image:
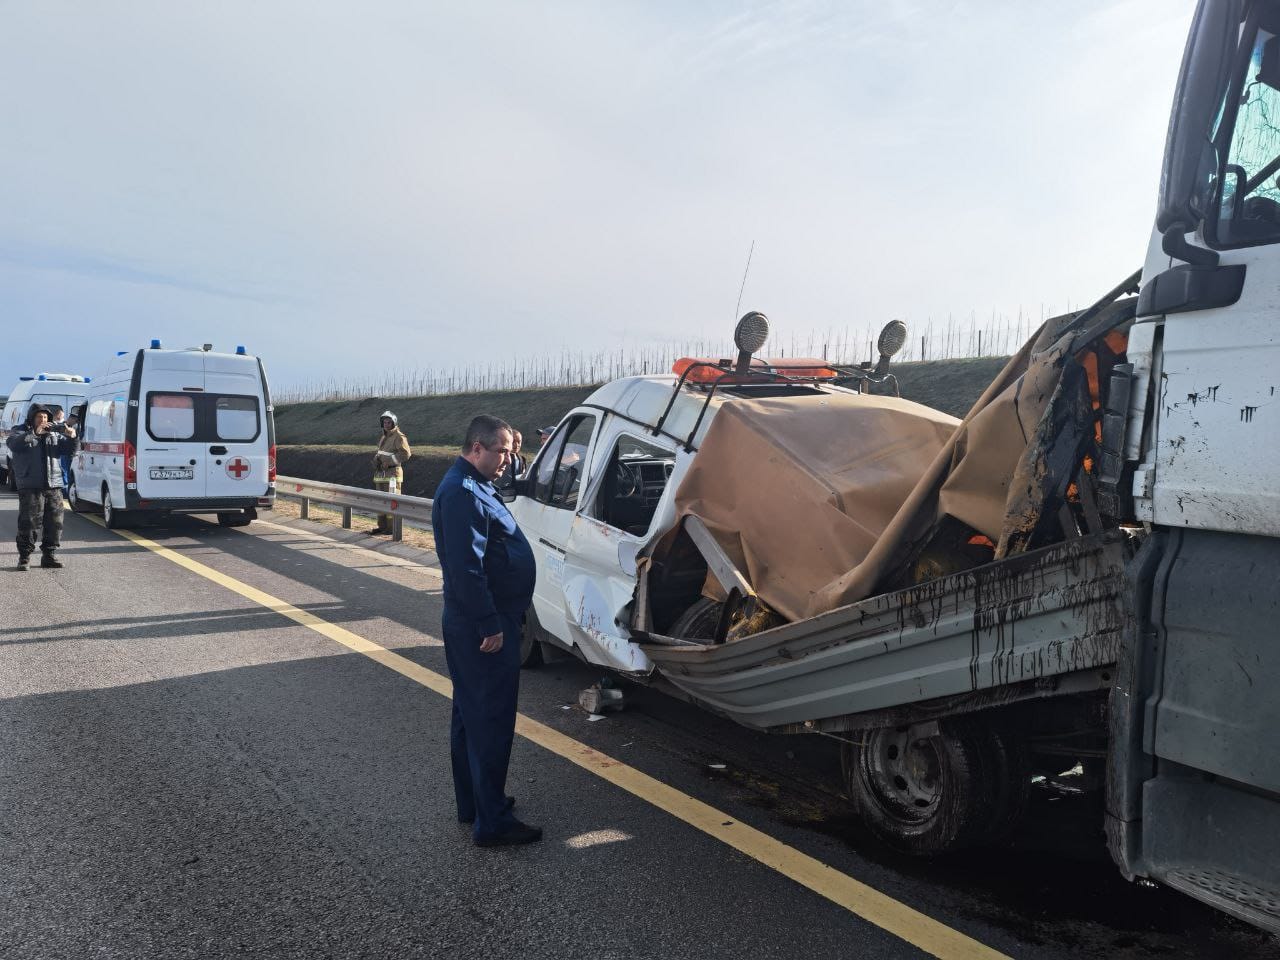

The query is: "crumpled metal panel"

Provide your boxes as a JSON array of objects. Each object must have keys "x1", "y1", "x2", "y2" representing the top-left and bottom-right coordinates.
[{"x1": 642, "y1": 533, "x2": 1134, "y2": 731}]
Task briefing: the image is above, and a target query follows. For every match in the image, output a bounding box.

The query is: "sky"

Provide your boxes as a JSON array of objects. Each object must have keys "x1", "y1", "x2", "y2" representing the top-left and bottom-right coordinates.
[{"x1": 1, "y1": 1, "x2": 1195, "y2": 398}]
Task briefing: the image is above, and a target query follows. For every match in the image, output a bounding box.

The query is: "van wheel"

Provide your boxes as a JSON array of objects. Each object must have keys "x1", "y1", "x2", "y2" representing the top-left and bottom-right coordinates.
[
  {"x1": 102, "y1": 489, "x2": 129, "y2": 529},
  {"x1": 519, "y1": 611, "x2": 545, "y2": 669},
  {"x1": 217, "y1": 511, "x2": 252, "y2": 527},
  {"x1": 841, "y1": 718, "x2": 1000, "y2": 856},
  {"x1": 67, "y1": 474, "x2": 89, "y2": 513},
  {"x1": 668, "y1": 597, "x2": 722, "y2": 642}
]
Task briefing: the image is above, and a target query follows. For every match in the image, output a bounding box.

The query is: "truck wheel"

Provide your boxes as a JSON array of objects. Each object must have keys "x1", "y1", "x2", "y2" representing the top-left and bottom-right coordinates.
[
  {"x1": 217, "y1": 511, "x2": 252, "y2": 527},
  {"x1": 841, "y1": 718, "x2": 998, "y2": 856},
  {"x1": 102, "y1": 488, "x2": 129, "y2": 529},
  {"x1": 980, "y1": 725, "x2": 1030, "y2": 844}
]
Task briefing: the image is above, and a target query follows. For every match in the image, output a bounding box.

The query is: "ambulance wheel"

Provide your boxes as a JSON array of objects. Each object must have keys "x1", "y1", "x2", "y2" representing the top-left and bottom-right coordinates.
[
  {"x1": 102, "y1": 488, "x2": 130, "y2": 529},
  {"x1": 519, "y1": 611, "x2": 545, "y2": 669},
  {"x1": 67, "y1": 473, "x2": 89, "y2": 513},
  {"x1": 217, "y1": 511, "x2": 252, "y2": 527},
  {"x1": 840, "y1": 718, "x2": 999, "y2": 856}
]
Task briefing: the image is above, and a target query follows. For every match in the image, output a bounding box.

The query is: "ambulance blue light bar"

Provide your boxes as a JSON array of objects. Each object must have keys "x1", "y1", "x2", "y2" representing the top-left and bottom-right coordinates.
[
  {"x1": 235, "y1": 345, "x2": 247, "y2": 355},
  {"x1": 150, "y1": 339, "x2": 162, "y2": 349}
]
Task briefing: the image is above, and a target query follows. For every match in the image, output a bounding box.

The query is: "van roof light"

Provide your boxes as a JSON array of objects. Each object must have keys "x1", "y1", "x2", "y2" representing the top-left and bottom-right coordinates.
[
  {"x1": 84, "y1": 377, "x2": 92, "y2": 383},
  {"x1": 235, "y1": 345, "x2": 247, "y2": 355},
  {"x1": 116, "y1": 351, "x2": 128, "y2": 356},
  {"x1": 37, "y1": 374, "x2": 46, "y2": 380},
  {"x1": 150, "y1": 338, "x2": 162, "y2": 349}
]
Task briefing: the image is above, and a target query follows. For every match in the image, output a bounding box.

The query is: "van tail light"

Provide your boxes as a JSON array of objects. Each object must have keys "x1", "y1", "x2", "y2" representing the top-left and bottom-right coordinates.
[
  {"x1": 267, "y1": 444, "x2": 277, "y2": 483},
  {"x1": 124, "y1": 440, "x2": 137, "y2": 484}
]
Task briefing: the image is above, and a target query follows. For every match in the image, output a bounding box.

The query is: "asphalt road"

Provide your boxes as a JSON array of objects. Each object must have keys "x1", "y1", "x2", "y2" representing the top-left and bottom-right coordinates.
[{"x1": 0, "y1": 493, "x2": 1275, "y2": 960}]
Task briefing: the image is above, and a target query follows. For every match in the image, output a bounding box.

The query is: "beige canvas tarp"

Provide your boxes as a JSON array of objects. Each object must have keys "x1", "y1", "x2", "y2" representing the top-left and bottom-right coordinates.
[
  {"x1": 667, "y1": 291, "x2": 1136, "y2": 624},
  {"x1": 670, "y1": 392, "x2": 959, "y2": 622}
]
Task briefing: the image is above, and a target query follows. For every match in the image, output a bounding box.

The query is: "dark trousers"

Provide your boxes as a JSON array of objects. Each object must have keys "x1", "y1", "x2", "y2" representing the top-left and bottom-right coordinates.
[
  {"x1": 17, "y1": 489, "x2": 64, "y2": 558},
  {"x1": 442, "y1": 609, "x2": 522, "y2": 840}
]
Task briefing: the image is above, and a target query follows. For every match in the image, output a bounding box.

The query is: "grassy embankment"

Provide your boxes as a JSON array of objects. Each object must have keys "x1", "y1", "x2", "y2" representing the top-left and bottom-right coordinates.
[{"x1": 275, "y1": 357, "x2": 1010, "y2": 498}]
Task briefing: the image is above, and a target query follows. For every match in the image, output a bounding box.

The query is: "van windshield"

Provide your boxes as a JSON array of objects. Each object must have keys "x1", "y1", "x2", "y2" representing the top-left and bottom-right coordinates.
[{"x1": 146, "y1": 393, "x2": 261, "y2": 443}]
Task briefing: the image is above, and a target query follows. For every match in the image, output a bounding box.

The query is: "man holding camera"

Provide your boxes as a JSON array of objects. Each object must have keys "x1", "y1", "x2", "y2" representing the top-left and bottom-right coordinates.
[{"x1": 6, "y1": 405, "x2": 78, "y2": 570}]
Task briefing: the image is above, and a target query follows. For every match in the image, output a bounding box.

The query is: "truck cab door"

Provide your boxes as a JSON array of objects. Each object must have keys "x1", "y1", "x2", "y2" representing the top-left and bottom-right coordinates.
[{"x1": 1112, "y1": 7, "x2": 1280, "y2": 933}]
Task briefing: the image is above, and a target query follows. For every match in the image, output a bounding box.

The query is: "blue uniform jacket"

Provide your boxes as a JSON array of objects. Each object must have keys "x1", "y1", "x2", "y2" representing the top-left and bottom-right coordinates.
[{"x1": 431, "y1": 457, "x2": 537, "y2": 638}]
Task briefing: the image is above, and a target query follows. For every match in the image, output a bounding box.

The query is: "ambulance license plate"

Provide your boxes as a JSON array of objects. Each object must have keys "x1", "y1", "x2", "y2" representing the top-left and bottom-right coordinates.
[{"x1": 150, "y1": 468, "x2": 194, "y2": 480}]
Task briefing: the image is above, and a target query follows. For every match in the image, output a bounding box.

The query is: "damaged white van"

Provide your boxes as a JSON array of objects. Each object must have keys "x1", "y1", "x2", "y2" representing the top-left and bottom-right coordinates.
[{"x1": 73, "y1": 341, "x2": 276, "y2": 528}]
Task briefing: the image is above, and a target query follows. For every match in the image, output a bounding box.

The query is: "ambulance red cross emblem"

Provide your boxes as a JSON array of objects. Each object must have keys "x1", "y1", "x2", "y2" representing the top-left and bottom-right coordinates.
[{"x1": 226, "y1": 457, "x2": 251, "y2": 480}]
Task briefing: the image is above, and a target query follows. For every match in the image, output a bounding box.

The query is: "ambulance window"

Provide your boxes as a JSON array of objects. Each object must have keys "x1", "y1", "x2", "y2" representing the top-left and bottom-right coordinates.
[
  {"x1": 215, "y1": 396, "x2": 260, "y2": 441},
  {"x1": 147, "y1": 393, "x2": 196, "y2": 441}
]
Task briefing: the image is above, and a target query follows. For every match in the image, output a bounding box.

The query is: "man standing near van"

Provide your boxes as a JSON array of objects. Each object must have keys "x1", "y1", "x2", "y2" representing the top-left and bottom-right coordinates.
[
  {"x1": 371, "y1": 410, "x2": 411, "y2": 535},
  {"x1": 431, "y1": 415, "x2": 541, "y2": 847},
  {"x1": 6, "y1": 405, "x2": 77, "y2": 570}
]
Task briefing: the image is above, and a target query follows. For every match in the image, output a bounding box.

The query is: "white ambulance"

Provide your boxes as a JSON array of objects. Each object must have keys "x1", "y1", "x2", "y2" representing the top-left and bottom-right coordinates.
[
  {"x1": 1, "y1": 373, "x2": 93, "y2": 489},
  {"x1": 73, "y1": 341, "x2": 276, "y2": 528}
]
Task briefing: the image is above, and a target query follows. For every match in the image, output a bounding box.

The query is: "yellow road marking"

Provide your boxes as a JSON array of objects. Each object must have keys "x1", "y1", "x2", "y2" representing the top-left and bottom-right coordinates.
[{"x1": 94, "y1": 518, "x2": 1010, "y2": 960}]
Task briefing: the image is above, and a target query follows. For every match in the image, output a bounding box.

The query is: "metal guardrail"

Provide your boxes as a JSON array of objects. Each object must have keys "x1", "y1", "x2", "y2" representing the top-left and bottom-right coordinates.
[{"x1": 275, "y1": 475, "x2": 432, "y2": 542}]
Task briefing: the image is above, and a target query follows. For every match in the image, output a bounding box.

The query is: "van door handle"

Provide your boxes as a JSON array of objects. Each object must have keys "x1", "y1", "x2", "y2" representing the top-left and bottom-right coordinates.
[{"x1": 210, "y1": 446, "x2": 228, "y2": 455}]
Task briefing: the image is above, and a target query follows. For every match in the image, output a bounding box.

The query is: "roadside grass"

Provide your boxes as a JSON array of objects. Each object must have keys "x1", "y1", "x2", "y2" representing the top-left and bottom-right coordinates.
[{"x1": 274, "y1": 386, "x2": 593, "y2": 447}]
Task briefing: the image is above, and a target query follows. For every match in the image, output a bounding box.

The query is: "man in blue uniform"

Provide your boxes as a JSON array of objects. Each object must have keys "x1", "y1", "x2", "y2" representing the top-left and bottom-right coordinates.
[{"x1": 431, "y1": 415, "x2": 542, "y2": 846}]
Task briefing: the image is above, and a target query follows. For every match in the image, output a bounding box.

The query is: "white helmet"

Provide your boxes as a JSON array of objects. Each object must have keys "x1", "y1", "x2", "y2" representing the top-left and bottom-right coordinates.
[{"x1": 379, "y1": 410, "x2": 398, "y2": 426}]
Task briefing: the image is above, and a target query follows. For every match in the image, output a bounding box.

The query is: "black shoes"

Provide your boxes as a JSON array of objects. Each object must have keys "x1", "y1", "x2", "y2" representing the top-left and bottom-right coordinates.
[
  {"x1": 458, "y1": 795, "x2": 516, "y2": 825},
  {"x1": 368, "y1": 528, "x2": 391, "y2": 536},
  {"x1": 473, "y1": 819, "x2": 543, "y2": 848},
  {"x1": 15, "y1": 555, "x2": 61, "y2": 570}
]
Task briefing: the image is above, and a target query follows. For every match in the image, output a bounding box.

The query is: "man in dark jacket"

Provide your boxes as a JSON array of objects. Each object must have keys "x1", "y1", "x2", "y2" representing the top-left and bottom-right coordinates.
[
  {"x1": 6, "y1": 405, "x2": 78, "y2": 570},
  {"x1": 431, "y1": 415, "x2": 540, "y2": 847}
]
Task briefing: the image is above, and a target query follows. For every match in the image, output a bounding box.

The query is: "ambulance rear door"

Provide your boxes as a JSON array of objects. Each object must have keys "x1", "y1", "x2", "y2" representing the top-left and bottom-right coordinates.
[
  {"x1": 136, "y1": 351, "x2": 208, "y2": 500},
  {"x1": 201, "y1": 355, "x2": 270, "y2": 499}
]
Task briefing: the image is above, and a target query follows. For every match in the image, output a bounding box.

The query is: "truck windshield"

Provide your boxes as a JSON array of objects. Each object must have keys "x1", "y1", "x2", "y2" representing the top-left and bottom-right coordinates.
[{"x1": 1208, "y1": 9, "x2": 1280, "y2": 246}]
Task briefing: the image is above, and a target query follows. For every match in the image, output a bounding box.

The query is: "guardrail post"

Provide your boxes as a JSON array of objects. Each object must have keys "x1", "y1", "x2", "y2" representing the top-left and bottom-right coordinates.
[
  {"x1": 342, "y1": 506, "x2": 352, "y2": 529},
  {"x1": 392, "y1": 515, "x2": 403, "y2": 541},
  {"x1": 300, "y1": 497, "x2": 310, "y2": 520}
]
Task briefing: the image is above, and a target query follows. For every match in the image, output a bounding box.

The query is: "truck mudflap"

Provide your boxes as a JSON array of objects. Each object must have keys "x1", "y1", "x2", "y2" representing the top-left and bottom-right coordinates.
[{"x1": 640, "y1": 531, "x2": 1135, "y2": 731}]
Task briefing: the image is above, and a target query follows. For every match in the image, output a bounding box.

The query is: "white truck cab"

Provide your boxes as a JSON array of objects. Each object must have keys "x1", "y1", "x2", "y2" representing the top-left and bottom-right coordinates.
[
  {"x1": 74, "y1": 341, "x2": 276, "y2": 528},
  {"x1": 0, "y1": 373, "x2": 93, "y2": 488}
]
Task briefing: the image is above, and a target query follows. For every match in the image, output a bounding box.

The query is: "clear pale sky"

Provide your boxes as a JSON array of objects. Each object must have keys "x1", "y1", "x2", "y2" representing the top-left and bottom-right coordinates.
[{"x1": 1, "y1": 1, "x2": 1194, "y2": 396}]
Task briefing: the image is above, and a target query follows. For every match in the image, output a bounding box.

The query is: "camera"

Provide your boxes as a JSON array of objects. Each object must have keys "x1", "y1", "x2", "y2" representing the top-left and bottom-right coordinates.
[{"x1": 46, "y1": 421, "x2": 67, "y2": 433}]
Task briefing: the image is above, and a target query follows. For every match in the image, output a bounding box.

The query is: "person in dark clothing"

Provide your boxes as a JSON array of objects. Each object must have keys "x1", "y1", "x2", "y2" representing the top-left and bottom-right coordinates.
[
  {"x1": 6, "y1": 405, "x2": 78, "y2": 570},
  {"x1": 493, "y1": 428, "x2": 528, "y2": 500},
  {"x1": 49, "y1": 406, "x2": 72, "y2": 488},
  {"x1": 430, "y1": 414, "x2": 541, "y2": 847}
]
